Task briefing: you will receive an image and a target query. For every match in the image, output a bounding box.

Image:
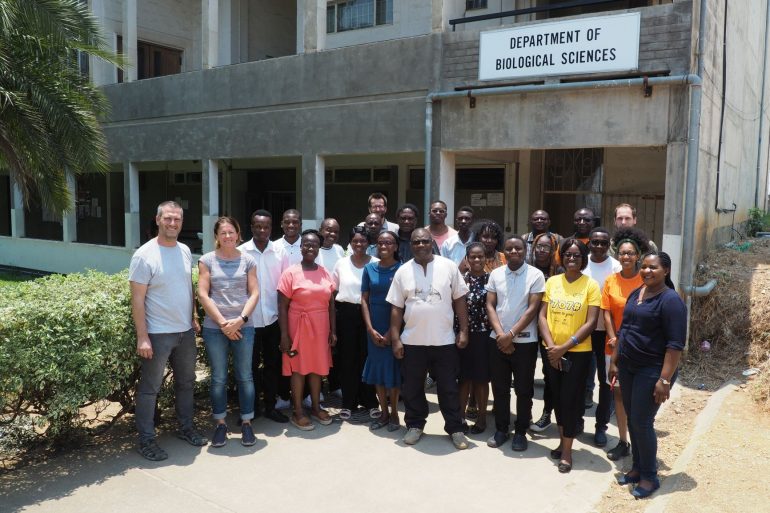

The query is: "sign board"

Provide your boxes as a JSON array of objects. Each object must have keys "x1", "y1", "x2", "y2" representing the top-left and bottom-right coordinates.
[{"x1": 478, "y1": 12, "x2": 640, "y2": 81}]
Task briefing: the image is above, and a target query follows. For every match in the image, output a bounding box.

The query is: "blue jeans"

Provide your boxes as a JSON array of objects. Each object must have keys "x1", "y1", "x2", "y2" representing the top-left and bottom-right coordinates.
[
  {"x1": 203, "y1": 327, "x2": 255, "y2": 421},
  {"x1": 135, "y1": 330, "x2": 197, "y2": 443},
  {"x1": 619, "y1": 358, "x2": 677, "y2": 481}
]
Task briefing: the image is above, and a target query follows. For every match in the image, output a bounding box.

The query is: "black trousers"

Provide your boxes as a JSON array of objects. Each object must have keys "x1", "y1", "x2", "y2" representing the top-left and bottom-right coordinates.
[
  {"x1": 539, "y1": 343, "x2": 554, "y2": 413},
  {"x1": 590, "y1": 330, "x2": 611, "y2": 432},
  {"x1": 401, "y1": 344, "x2": 464, "y2": 434},
  {"x1": 489, "y1": 341, "x2": 539, "y2": 435},
  {"x1": 335, "y1": 302, "x2": 376, "y2": 410},
  {"x1": 251, "y1": 321, "x2": 287, "y2": 411},
  {"x1": 544, "y1": 351, "x2": 592, "y2": 438}
]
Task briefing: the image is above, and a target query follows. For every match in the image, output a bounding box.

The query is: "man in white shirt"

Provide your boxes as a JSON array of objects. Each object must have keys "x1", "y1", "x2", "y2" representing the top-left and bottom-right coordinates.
[
  {"x1": 387, "y1": 228, "x2": 470, "y2": 450},
  {"x1": 276, "y1": 209, "x2": 302, "y2": 265},
  {"x1": 129, "y1": 201, "x2": 208, "y2": 460},
  {"x1": 316, "y1": 218, "x2": 345, "y2": 271},
  {"x1": 440, "y1": 206, "x2": 475, "y2": 271},
  {"x1": 485, "y1": 235, "x2": 546, "y2": 451},
  {"x1": 239, "y1": 209, "x2": 290, "y2": 423}
]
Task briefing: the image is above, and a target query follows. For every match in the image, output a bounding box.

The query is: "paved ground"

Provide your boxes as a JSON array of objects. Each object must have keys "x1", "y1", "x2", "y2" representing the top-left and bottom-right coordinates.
[{"x1": 0, "y1": 367, "x2": 644, "y2": 513}]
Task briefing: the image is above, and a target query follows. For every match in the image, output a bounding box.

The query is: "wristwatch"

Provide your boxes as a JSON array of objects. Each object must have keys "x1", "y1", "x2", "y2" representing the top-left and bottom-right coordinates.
[
  {"x1": 240, "y1": 315, "x2": 249, "y2": 323},
  {"x1": 659, "y1": 377, "x2": 671, "y2": 385}
]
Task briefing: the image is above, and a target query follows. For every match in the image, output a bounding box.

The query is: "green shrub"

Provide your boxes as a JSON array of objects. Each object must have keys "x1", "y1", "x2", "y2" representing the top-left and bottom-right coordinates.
[
  {"x1": 747, "y1": 208, "x2": 770, "y2": 237},
  {"x1": 0, "y1": 271, "x2": 138, "y2": 443}
]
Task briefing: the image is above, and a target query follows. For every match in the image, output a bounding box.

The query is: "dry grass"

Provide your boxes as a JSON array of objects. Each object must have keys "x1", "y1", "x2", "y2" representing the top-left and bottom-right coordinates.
[{"x1": 688, "y1": 237, "x2": 770, "y2": 409}]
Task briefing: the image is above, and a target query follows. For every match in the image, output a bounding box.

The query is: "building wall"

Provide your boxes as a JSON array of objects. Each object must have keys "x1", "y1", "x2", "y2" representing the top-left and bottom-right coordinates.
[
  {"x1": 695, "y1": 0, "x2": 770, "y2": 255},
  {"x1": 248, "y1": 0, "x2": 296, "y2": 60},
  {"x1": 100, "y1": 0, "x2": 201, "y2": 73},
  {"x1": 324, "y1": 0, "x2": 434, "y2": 49}
]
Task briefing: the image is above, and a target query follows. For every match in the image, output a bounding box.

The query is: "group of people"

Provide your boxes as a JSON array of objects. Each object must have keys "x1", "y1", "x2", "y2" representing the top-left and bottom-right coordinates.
[{"x1": 129, "y1": 195, "x2": 686, "y2": 500}]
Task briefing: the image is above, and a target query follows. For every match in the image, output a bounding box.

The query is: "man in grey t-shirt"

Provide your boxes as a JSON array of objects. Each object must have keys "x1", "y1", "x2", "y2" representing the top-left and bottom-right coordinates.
[{"x1": 129, "y1": 201, "x2": 208, "y2": 460}]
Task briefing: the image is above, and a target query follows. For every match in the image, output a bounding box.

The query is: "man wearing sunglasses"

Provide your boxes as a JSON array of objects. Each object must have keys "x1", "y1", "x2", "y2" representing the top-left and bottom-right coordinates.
[{"x1": 387, "y1": 228, "x2": 470, "y2": 450}]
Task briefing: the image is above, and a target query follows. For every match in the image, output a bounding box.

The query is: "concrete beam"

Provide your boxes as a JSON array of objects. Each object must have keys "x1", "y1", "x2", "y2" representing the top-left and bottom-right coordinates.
[
  {"x1": 202, "y1": 159, "x2": 219, "y2": 253},
  {"x1": 10, "y1": 179, "x2": 25, "y2": 238},
  {"x1": 62, "y1": 173, "x2": 77, "y2": 243},
  {"x1": 122, "y1": 0, "x2": 137, "y2": 82},
  {"x1": 124, "y1": 162, "x2": 140, "y2": 249}
]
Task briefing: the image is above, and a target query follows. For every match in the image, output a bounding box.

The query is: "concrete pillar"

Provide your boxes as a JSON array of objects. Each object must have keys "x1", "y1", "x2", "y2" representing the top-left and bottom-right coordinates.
[
  {"x1": 90, "y1": 0, "x2": 116, "y2": 85},
  {"x1": 437, "y1": 151, "x2": 456, "y2": 221},
  {"x1": 397, "y1": 162, "x2": 408, "y2": 207},
  {"x1": 217, "y1": 0, "x2": 233, "y2": 66},
  {"x1": 62, "y1": 174, "x2": 77, "y2": 243},
  {"x1": 202, "y1": 0, "x2": 220, "y2": 69},
  {"x1": 202, "y1": 159, "x2": 220, "y2": 253},
  {"x1": 663, "y1": 141, "x2": 687, "y2": 293},
  {"x1": 10, "y1": 179, "x2": 25, "y2": 238},
  {"x1": 300, "y1": 153, "x2": 324, "y2": 229},
  {"x1": 124, "y1": 162, "x2": 140, "y2": 249},
  {"x1": 513, "y1": 151, "x2": 530, "y2": 234},
  {"x1": 122, "y1": 0, "x2": 137, "y2": 82},
  {"x1": 297, "y1": 0, "x2": 325, "y2": 54}
]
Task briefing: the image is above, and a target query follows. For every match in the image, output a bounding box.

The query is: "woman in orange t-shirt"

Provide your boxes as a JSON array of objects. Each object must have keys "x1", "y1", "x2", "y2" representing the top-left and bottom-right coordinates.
[{"x1": 600, "y1": 228, "x2": 649, "y2": 461}]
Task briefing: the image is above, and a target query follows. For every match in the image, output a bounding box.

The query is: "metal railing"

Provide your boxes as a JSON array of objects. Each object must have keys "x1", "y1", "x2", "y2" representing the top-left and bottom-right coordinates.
[{"x1": 449, "y1": 0, "x2": 623, "y2": 30}]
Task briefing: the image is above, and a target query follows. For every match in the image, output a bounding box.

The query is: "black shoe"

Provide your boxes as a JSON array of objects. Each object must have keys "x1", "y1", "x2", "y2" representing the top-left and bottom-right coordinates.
[
  {"x1": 607, "y1": 440, "x2": 630, "y2": 461},
  {"x1": 211, "y1": 424, "x2": 228, "y2": 448},
  {"x1": 240, "y1": 423, "x2": 257, "y2": 446},
  {"x1": 264, "y1": 409, "x2": 290, "y2": 423},
  {"x1": 486, "y1": 430, "x2": 509, "y2": 448},
  {"x1": 511, "y1": 433, "x2": 528, "y2": 451},
  {"x1": 594, "y1": 429, "x2": 608, "y2": 447},
  {"x1": 529, "y1": 411, "x2": 551, "y2": 432}
]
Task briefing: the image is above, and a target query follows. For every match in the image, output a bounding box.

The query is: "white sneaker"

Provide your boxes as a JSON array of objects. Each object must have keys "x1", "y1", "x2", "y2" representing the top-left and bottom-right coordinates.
[
  {"x1": 403, "y1": 427, "x2": 423, "y2": 445},
  {"x1": 274, "y1": 398, "x2": 291, "y2": 410}
]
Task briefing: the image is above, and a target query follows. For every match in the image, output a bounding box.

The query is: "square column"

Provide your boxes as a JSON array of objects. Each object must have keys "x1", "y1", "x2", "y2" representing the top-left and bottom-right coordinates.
[
  {"x1": 300, "y1": 154, "x2": 324, "y2": 229},
  {"x1": 296, "y1": 0, "x2": 325, "y2": 54},
  {"x1": 10, "y1": 178, "x2": 25, "y2": 238},
  {"x1": 663, "y1": 141, "x2": 687, "y2": 292},
  {"x1": 90, "y1": 0, "x2": 116, "y2": 85},
  {"x1": 124, "y1": 162, "x2": 140, "y2": 249},
  {"x1": 202, "y1": 159, "x2": 220, "y2": 253},
  {"x1": 437, "y1": 151, "x2": 456, "y2": 221},
  {"x1": 62, "y1": 173, "x2": 77, "y2": 243},
  {"x1": 202, "y1": 0, "x2": 220, "y2": 69},
  {"x1": 122, "y1": 0, "x2": 137, "y2": 82}
]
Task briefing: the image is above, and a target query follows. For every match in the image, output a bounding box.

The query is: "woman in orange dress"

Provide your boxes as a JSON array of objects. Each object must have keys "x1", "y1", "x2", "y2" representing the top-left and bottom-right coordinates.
[
  {"x1": 278, "y1": 229, "x2": 337, "y2": 431},
  {"x1": 474, "y1": 220, "x2": 507, "y2": 273}
]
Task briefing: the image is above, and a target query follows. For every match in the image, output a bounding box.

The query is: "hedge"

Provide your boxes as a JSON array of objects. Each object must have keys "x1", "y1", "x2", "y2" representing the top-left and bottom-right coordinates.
[{"x1": 0, "y1": 270, "x2": 138, "y2": 443}]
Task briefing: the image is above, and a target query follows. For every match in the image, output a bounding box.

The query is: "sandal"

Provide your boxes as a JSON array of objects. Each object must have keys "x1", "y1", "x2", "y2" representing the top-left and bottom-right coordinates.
[
  {"x1": 558, "y1": 460, "x2": 572, "y2": 473},
  {"x1": 339, "y1": 408, "x2": 352, "y2": 421},
  {"x1": 311, "y1": 409, "x2": 333, "y2": 426},
  {"x1": 176, "y1": 428, "x2": 209, "y2": 447},
  {"x1": 290, "y1": 415, "x2": 315, "y2": 431},
  {"x1": 137, "y1": 439, "x2": 168, "y2": 461},
  {"x1": 370, "y1": 418, "x2": 389, "y2": 431},
  {"x1": 387, "y1": 421, "x2": 401, "y2": 432},
  {"x1": 369, "y1": 408, "x2": 382, "y2": 419},
  {"x1": 470, "y1": 423, "x2": 487, "y2": 434}
]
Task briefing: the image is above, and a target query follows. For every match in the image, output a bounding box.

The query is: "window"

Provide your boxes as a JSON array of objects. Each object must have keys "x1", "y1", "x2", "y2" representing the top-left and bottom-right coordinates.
[
  {"x1": 325, "y1": 167, "x2": 394, "y2": 184},
  {"x1": 326, "y1": 0, "x2": 393, "y2": 33},
  {"x1": 117, "y1": 37, "x2": 182, "y2": 82},
  {"x1": 466, "y1": 0, "x2": 488, "y2": 9}
]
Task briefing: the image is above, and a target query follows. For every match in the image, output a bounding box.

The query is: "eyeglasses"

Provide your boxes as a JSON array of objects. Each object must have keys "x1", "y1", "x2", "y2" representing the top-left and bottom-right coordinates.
[
  {"x1": 534, "y1": 244, "x2": 552, "y2": 252},
  {"x1": 562, "y1": 252, "x2": 582, "y2": 260},
  {"x1": 618, "y1": 251, "x2": 638, "y2": 257},
  {"x1": 411, "y1": 239, "x2": 432, "y2": 246},
  {"x1": 590, "y1": 240, "x2": 609, "y2": 247}
]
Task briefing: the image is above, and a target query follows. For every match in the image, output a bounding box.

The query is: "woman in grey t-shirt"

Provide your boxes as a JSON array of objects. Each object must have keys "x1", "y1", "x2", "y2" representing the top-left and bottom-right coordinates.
[{"x1": 198, "y1": 216, "x2": 260, "y2": 448}]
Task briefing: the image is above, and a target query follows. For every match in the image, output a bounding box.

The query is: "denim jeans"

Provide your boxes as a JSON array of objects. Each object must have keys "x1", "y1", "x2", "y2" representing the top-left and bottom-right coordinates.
[
  {"x1": 135, "y1": 330, "x2": 197, "y2": 443},
  {"x1": 203, "y1": 327, "x2": 255, "y2": 421},
  {"x1": 619, "y1": 358, "x2": 677, "y2": 481}
]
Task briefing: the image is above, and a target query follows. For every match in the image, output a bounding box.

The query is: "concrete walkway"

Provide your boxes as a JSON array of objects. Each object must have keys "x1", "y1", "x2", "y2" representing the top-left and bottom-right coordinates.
[{"x1": 0, "y1": 371, "x2": 643, "y2": 513}]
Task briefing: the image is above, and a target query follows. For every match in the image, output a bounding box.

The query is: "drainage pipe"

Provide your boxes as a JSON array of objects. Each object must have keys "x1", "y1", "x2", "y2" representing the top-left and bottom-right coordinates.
[
  {"x1": 424, "y1": 74, "x2": 702, "y2": 292},
  {"x1": 682, "y1": 278, "x2": 717, "y2": 297}
]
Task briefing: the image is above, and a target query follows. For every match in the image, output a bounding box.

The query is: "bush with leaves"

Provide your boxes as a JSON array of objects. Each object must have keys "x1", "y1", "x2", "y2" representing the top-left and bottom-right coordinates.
[{"x1": 0, "y1": 271, "x2": 138, "y2": 443}]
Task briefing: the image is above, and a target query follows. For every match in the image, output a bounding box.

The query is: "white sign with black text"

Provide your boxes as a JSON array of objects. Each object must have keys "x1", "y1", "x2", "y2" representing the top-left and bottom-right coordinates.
[{"x1": 478, "y1": 12, "x2": 640, "y2": 81}]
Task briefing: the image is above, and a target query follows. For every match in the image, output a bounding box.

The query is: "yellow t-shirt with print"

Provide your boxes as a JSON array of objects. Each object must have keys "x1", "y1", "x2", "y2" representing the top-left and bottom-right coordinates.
[{"x1": 542, "y1": 273, "x2": 601, "y2": 352}]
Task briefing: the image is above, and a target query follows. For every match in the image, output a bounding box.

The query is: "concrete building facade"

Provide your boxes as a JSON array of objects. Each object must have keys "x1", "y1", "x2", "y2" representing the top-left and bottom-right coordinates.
[{"x1": 1, "y1": 0, "x2": 769, "y2": 298}]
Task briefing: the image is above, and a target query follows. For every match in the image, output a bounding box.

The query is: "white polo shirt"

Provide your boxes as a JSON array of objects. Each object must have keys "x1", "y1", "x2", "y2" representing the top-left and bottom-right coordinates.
[
  {"x1": 584, "y1": 256, "x2": 621, "y2": 330},
  {"x1": 316, "y1": 244, "x2": 345, "y2": 271},
  {"x1": 386, "y1": 256, "x2": 469, "y2": 346},
  {"x1": 276, "y1": 236, "x2": 302, "y2": 266},
  {"x1": 440, "y1": 232, "x2": 474, "y2": 265},
  {"x1": 485, "y1": 262, "x2": 546, "y2": 343},
  {"x1": 238, "y1": 239, "x2": 289, "y2": 327}
]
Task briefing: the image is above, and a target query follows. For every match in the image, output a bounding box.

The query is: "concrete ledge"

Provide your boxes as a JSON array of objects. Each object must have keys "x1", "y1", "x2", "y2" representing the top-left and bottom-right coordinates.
[{"x1": 0, "y1": 237, "x2": 135, "y2": 274}]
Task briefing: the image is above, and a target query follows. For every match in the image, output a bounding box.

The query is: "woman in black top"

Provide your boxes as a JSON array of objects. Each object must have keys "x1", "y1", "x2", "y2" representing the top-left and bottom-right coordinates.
[{"x1": 609, "y1": 251, "x2": 686, "y2": 499}]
